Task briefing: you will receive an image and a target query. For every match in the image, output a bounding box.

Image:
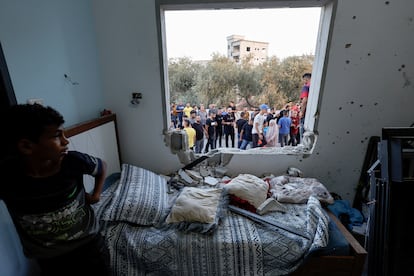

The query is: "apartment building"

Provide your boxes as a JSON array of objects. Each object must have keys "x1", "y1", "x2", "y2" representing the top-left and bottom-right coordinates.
[{"x1": 227, "y1": 35, "x2": 269, "y2": 65}]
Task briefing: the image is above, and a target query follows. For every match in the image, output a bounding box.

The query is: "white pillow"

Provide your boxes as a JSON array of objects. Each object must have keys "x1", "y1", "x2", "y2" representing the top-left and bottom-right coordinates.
[
  {"x1": 224, "y1": 174, "x2": 269, "y2": 208},
  {"x1": 166, "y1": 187, "x2": 223, "y2": 224}
]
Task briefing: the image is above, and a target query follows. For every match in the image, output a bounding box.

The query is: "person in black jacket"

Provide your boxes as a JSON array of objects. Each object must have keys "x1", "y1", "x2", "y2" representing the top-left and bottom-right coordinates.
[
  {"x1": 191, "y1": 115, "x2": 205, "y2": 154},
  {"x1": 223, "y1": 107, "x2": 236, "y2": 148}
]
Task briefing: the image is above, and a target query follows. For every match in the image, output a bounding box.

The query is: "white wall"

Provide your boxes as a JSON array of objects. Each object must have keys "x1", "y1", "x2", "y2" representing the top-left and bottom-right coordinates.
[
  {"x1": 92, "y1": 0, "x2": 179, "y2": 174},
  {"x1": 0, "y1": 0, "x2": 104, "y2": 126},
  {"x1": 92, "y1": 0, "x2": 414, "y2": 202}
]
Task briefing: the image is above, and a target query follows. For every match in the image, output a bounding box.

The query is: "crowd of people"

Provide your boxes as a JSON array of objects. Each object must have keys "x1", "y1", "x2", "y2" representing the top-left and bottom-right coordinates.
[{"x1": 170, "y1": 73, "x2": 311, "y2": 154}]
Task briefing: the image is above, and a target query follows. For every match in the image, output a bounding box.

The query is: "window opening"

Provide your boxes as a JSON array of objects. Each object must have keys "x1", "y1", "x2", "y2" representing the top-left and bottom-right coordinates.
[{"x1": 158, "y1": 1, "x2": 335, "y2": 156}]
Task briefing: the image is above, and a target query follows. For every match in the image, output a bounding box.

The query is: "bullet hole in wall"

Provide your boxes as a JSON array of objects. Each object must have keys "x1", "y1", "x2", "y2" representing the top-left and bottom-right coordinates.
[
  {"x1": 345, "y1": 43, "x2": 352, "y2": 48},
  {"x1": 346, "y1": 60, "x2": 350, "y2": 64},
  {"x1": 339, "y1": 107, "x2": 342, "y2": 110},
  {"x1": 398, "y1": 64, "x2": 406, "y2": 72},
  {"x1": 367, "y1": 53, "x2": 371, "y2": 56},
  {"x1": 360, "y1": 104, "x2": 363, "y2": 107},
  {"x1": 346, "y1": 131, "x2": 350, "y2": 134},
  {"x1": 352, "y1": 15, "x2": 356, "y2": 19},
  {"x1": 374, "y1": 102, "x2": 378, "y2": 106},
  {"x1": 385, "y1": 1, "x2": 390, "y2": 5},
  {"x1": 350, "y1": 101, "x2": 354, "y2": 104}
]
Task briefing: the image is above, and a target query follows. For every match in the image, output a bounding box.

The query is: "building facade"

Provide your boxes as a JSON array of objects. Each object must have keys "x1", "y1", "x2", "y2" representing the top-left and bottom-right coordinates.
[{"x1": 227, "y1": 35, "x2": 269, "y2": 65}]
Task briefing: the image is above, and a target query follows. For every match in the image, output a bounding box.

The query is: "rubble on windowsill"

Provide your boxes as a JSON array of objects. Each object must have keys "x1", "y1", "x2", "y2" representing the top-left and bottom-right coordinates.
[{"x1": 216, "y1": 144, "x2": 311, "y2": 155}]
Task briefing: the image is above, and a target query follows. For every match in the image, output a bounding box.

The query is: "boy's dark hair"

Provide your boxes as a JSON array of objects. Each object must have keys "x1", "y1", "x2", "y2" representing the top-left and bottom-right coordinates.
[
  {"x1": 302, "y1": 73, "x2": 311, "y2": 78},
  {"x1": 2, "y1": 103, "x2": 65, "y2": 152}
]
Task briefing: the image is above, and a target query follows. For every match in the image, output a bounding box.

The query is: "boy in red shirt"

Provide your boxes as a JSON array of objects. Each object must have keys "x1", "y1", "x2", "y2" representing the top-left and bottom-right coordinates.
[{"x1": 289, "y1": 109, "x2": 300, "y2": 146}]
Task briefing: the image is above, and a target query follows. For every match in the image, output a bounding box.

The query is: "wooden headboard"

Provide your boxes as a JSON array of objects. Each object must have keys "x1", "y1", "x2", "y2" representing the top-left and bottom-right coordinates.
[{"x1": 64, "y1": 113, "x2": 121, "y2": 192}]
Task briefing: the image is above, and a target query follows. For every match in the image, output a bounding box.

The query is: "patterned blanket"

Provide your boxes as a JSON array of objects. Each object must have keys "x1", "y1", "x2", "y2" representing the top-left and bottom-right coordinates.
[{"x1": 93, "y1": 167, "x2": 329, "y2": 276}]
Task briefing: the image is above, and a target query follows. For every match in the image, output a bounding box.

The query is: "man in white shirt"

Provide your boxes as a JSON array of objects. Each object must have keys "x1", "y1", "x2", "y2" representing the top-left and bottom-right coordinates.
[{"x1": 252, "y1": 104, "x2": 268, "y2": 148}]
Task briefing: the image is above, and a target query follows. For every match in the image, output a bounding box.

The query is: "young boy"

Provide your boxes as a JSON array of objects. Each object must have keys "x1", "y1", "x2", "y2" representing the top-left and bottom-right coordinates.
[
  {"x1": 278, "y1": 109, "x2": 292, "y2": 147},
  {"x1": 240, "y1": 118, "x2": 254, "y2": 150},
  {"x1": 0, "y1": 104, "x2": 110, "y2": 276},
  {"x1": 183, "y1": 118, "x2": 196, "y2": 150}
]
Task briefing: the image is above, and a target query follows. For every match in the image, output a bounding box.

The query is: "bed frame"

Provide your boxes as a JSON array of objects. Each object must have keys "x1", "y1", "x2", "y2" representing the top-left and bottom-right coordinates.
[
  {"x1": 64, "y1": 114, "x2": 367, "y2": 276},
  {"x1": 292, "y1": 211, "x2": 367, "y2": 276},
  {"x1": 64, "y1": 113, "x2": 121, "y2": 192}
]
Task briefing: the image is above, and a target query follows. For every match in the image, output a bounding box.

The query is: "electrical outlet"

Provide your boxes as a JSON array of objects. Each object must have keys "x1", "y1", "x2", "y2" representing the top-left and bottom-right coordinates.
[{"x1": 27, "y1": 98, "x2": 44, "y2": 105}]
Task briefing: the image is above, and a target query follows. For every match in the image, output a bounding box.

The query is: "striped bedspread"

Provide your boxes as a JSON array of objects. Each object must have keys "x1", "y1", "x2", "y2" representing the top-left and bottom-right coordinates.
[{"x1": 93, "y1": 168, "x2": 329, "y2": 276}]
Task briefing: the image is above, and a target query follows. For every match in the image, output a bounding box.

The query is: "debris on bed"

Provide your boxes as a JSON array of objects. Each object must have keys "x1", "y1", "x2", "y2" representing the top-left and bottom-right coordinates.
[
  {"x1": 170, "y1": 150, "x2": 230, "y2": 189},
  {"x1": 256, "y1": 197, "x2": 287, "y2": 215},
  {"x1": 204, "y1": 176, "x2": 219, "y2": 186},
  {"x1": 168, "y1": 145, "x2": 335, "y2": 216},
  {"x1": 178, "y1": 169, "x2": 195, "y2": 185},
  {"x1": 269, "y1": 175, "x2": 334, "y2": 204}
]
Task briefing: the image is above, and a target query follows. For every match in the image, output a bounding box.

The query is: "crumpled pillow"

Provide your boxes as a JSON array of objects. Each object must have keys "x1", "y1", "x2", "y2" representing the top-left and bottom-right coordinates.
[
  {"x1": 224, "y1": 174, "x2": 269, "y2": 209},
  {"x1": 165, "y1": 187, "x2": 227, "y2": 234},
  {"x1": 269, "y1": 175, "x2": 334, "y2": 204}
]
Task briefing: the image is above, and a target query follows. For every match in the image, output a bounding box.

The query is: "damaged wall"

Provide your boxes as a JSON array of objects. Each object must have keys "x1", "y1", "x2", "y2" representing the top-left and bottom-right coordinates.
[
  {"x1": 91, "y1": 0, "x2": 414, "y2": 202},
  {"x1": 0, "y1": 0, "x2": 413, "y2": 203}
]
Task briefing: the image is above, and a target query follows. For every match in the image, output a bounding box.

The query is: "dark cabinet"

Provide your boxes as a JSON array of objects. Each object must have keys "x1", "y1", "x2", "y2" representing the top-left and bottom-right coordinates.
[{"x1": 368, "y1": 127, "x2": 414, "y2": 276}]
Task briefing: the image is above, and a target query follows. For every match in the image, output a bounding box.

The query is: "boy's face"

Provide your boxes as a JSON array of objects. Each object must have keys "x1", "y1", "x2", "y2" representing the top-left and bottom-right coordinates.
[{"x1": 22, "y1": 125, "x2": 69, "y2": 164}]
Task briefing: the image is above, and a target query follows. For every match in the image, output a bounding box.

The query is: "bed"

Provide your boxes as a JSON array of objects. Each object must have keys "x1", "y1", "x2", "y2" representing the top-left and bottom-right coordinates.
[{"x1": 71, "y1": 115, "x2": 367, "y2": 276}]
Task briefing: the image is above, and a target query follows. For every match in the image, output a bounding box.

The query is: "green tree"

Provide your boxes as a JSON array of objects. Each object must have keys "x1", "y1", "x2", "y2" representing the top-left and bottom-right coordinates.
[
  {"x1": 257, "y1": 56, "x2": 287, "y2": 108},
  {"x1": 277, "y1": 55, "x2": 313, "y2": 102},
  {"x1": 168, "y1": 57, "x2": 201, "y2": 103},
  {"x1": 167, "y1": 53, "x2": 314, "y2": 110},
  {"x1": 235, "y1": 56, "x2": 264, "y2": 108},
  {"x1": 194, "y1": 53, "x2": 238, "y2": 107}
]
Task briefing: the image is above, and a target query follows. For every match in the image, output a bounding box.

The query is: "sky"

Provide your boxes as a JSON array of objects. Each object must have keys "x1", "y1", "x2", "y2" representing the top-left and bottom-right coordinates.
[{"x1": 164, "y1": 7, "x2": 321, "y2": 61}]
